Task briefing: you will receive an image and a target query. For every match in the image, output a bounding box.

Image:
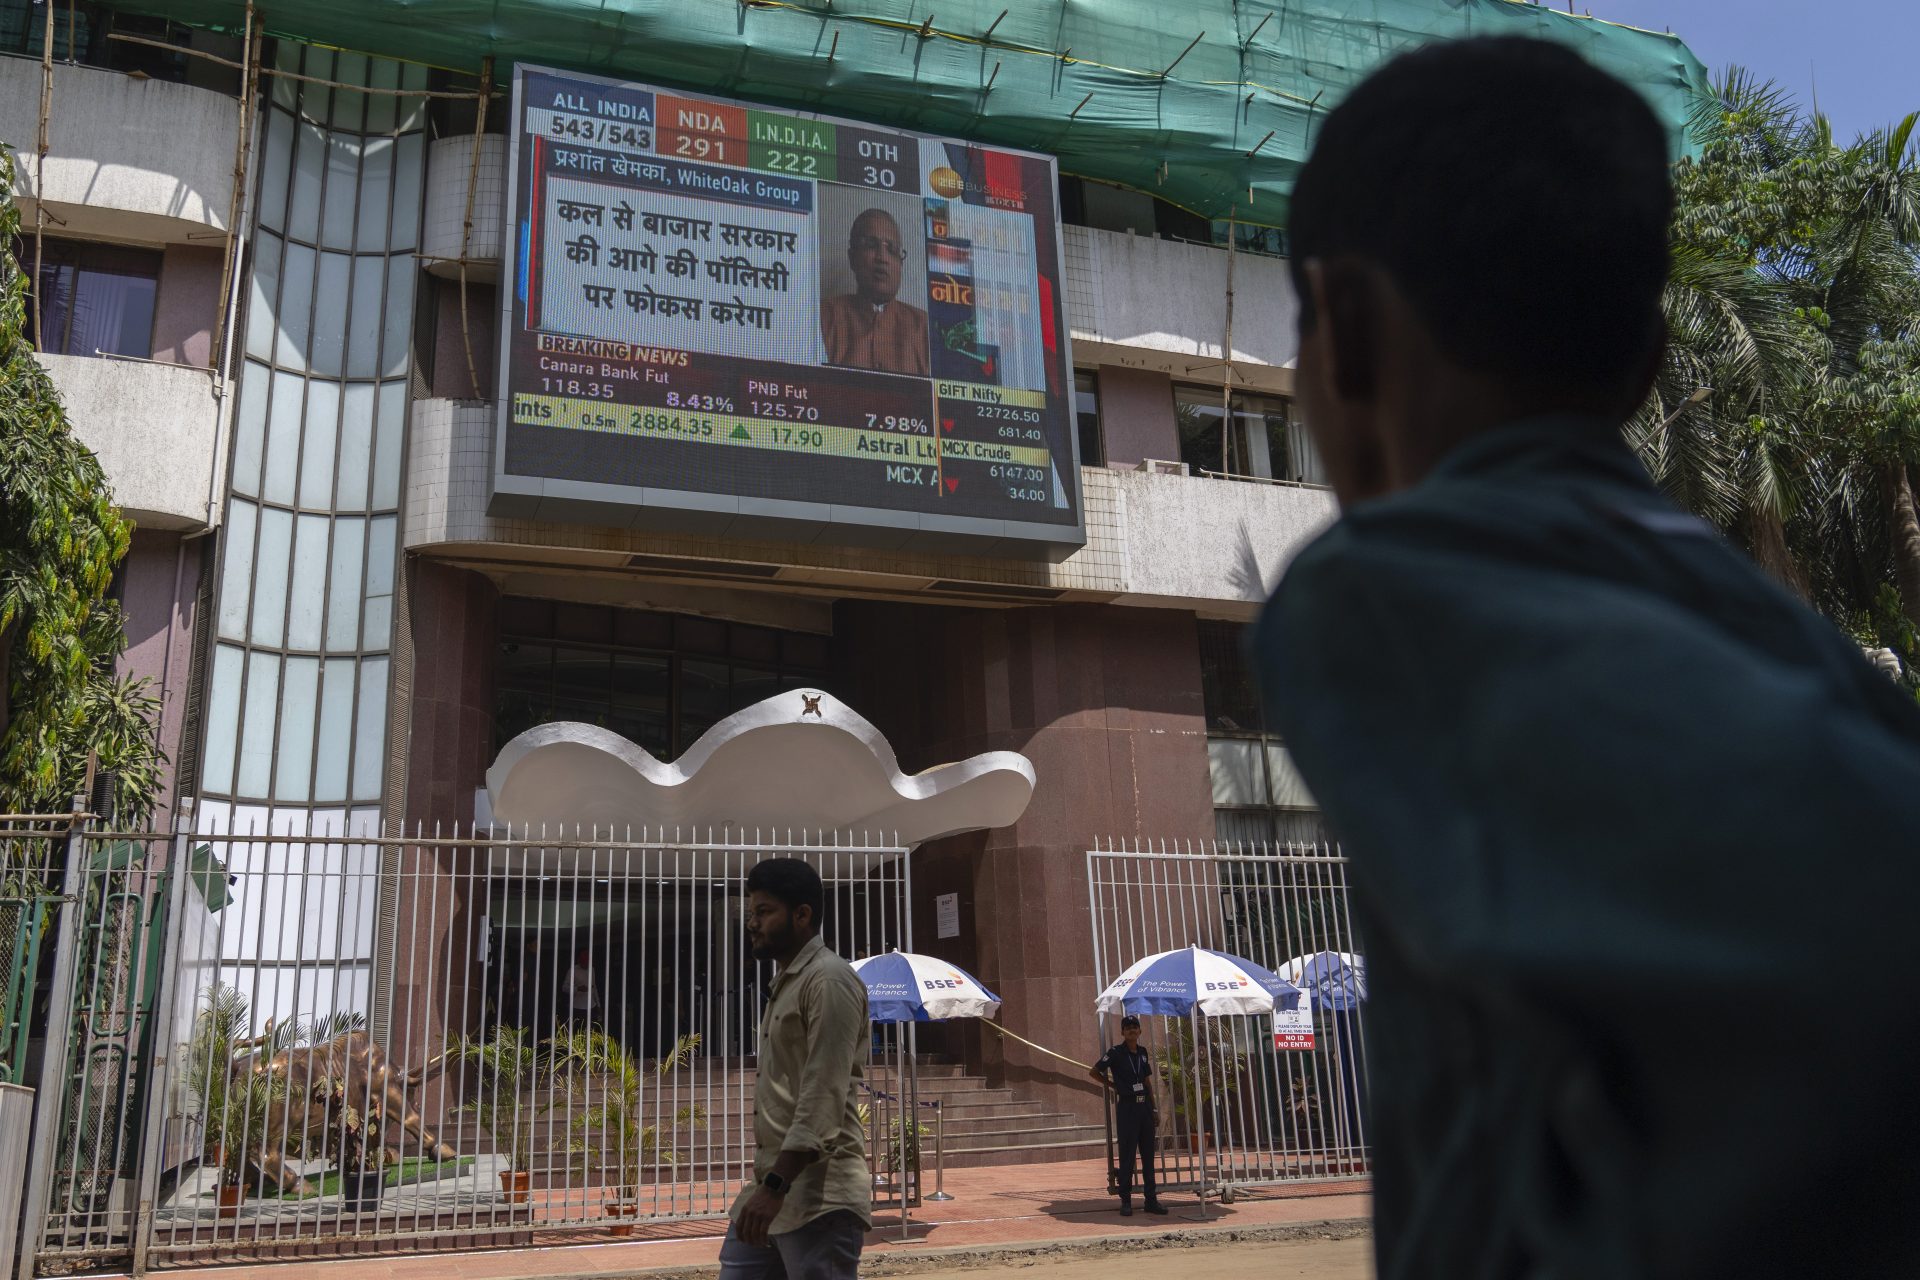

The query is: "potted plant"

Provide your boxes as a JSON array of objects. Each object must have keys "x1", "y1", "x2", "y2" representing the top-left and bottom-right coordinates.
[
  {"x1": 547, "y1": 1030, "x2": 704, "y2": 1235},
  {"x1": 206, "y1": 1072, "x2": 289, "y2": 1217},
  {"x1": 856, "y1": 1103, "x2": 930, "y2": 1194},
  {"x1": 1154, "y1": 1018, "x2": 1247, "y2": 1155},
  {"x1": 317, "y1": 1076, "x2": 388, "y2": 1213},
  {"x1": 184, "y1": 985, "x2": 287, "y2": 1218},
  {"x1": 446, "y1": 1024, "x2": 539, "y2": 1203}
]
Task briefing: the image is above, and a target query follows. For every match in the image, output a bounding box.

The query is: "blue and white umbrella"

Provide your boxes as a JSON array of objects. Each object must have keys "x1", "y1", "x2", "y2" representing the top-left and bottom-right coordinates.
[
  {"x1": 851, "y1": 950, "x2": 1002, "y2": 1023},
  {"x1": 1095, "y1": 946, "x2": 1302, "y2": 1018},
  {"x1": 1278, "y1": 951, "x2": 1367, "y2": 1013}
]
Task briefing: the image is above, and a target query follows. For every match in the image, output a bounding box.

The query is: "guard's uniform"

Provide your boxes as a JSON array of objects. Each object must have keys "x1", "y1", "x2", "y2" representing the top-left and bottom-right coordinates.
[{"x1": 1091, "y1": 1043, "x2": 1159, "y2": 1206}]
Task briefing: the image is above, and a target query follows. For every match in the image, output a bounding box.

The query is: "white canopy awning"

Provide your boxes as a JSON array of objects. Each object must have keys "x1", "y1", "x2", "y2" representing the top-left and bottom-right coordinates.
[{"x1": 483, "y1": 689, "x2": 1034, "y2": 847}]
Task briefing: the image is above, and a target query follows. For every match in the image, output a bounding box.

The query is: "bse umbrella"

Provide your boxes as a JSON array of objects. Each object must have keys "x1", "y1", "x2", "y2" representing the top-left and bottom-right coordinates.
[
  {"x1": 1278, "y1": 950, "x2": 1368, "y2": 1013},
  {"x1": 852, "y1": 950, "x2": 1002, "y2": 1023},
  {"x1": 1095, "y1": 946, "x2": 1302, "y2": 1018}
]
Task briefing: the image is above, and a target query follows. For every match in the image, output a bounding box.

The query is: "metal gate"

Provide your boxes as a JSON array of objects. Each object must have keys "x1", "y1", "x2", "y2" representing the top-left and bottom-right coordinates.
[
  {"x1": 1086, "y1": 839, "x2": 1368, "y2": 1205},
  {"x1": 9, "y1": 807, "x2": 180, "y2": 1280},
  {"x1": 114, "y1": 819, "x2": 908, "y2": 1269}
]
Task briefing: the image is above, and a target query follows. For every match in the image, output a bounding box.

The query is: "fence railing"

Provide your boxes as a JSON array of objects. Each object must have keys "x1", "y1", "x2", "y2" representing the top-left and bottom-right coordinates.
[
  {"x1": 10, "y1": 815, "x2": 910, "y2": 1273},
  {"x1": 1086, "y1": 839, "x2": 1368, "y2": 1206}
]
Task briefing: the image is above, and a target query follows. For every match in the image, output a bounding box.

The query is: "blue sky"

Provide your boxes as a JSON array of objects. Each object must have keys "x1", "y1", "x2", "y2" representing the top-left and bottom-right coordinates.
[{"x1": 1589, "y1": 0, "x2": 1920, "y2": 141}]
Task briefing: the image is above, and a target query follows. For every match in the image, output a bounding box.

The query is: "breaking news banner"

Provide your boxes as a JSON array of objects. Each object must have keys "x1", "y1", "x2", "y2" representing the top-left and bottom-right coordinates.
[{"x1": 493, "y1": 65, "x2": 1083, "y2": 549}]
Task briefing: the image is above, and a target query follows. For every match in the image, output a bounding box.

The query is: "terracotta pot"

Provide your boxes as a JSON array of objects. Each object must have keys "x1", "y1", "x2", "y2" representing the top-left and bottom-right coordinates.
[
  {"x1": 604, "y1": 1197, "x2": 638, "y2": 1237},
  {"x1": 499, "y1": 1169, "x2": 531, "y2": 1204},
  {"x1": 216, "y1": 1184, "x2": 245, "y2": 1220}
]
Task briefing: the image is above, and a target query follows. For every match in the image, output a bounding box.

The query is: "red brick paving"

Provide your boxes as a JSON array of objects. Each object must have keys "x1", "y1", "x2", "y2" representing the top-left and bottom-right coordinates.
[{"x1": 151, "y1": 1160, "x2": 1369, "y2": 1278}]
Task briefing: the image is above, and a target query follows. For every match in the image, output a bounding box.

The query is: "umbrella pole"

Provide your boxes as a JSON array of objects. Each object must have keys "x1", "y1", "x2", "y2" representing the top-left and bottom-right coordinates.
[{"x1": 1193, "y1": 1008, "x2": 1209, "y2": 1219}]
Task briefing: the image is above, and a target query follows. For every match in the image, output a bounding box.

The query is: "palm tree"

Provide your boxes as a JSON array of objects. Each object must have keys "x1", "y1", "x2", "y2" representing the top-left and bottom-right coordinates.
[
  {"x1": 1644, "y1": 70, "x2": 1920, "y2": 656},
  {"x1": 446, "y1": 1025, "x2": 541, "y2": 1174},
  {"x1": 544, "y1": 1029, "x2": 704, "y2": 1199}
]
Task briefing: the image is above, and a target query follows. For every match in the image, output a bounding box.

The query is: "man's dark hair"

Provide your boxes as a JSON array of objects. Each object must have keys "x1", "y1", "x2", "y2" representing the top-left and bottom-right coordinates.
[
  {"x1": 1120, "y1": 1015, "x2": 1142, "y2": 1029},
  {"x1": 1288, "y1": 37, "x2": 1673, "y2": 403},
  {"x1": 746, "y1": 857, "x2": 826, "y2": 926}
]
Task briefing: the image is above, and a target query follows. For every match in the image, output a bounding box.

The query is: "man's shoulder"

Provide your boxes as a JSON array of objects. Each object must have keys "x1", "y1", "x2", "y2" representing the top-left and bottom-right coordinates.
[
  {"x1": 821, "y1": 293, "x2": 860, "y2": 320},
  {"x1": 803, "y1": 945, "x2": 865, "y2": 991}
]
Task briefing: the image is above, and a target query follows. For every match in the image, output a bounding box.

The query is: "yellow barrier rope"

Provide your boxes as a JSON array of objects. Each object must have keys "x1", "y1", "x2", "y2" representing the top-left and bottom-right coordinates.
[{"x1": 981, "y1": 1019, "x2": 1091, "y2": 1071}]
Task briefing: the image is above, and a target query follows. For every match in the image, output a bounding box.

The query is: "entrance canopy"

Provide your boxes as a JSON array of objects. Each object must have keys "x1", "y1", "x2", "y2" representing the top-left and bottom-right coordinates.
[{"x1": 484, "y1": 689, "x2": 1034, "y2": 845}]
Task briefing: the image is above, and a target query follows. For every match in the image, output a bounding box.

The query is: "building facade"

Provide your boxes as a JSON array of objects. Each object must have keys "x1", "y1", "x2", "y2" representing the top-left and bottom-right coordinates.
[{"x1": 4, "y1": 2, "x2": 1696, "y2": 1140}]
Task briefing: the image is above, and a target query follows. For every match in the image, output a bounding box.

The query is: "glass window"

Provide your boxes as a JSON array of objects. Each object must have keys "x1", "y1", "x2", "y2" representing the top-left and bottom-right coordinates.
[
  {"x1": 335, "y1": 383, "x2": 375, "y2": 510},
  {"x1": 217, "y1": 500, "x2": 258, "y2": 642},
  {"x1": 551, "y1": 647, "x2": 612, "y2": 724},
  {"x1": 250, "y1": 507, "x2": 294, "y2": 648},
  {"x1": 351, "y1": 656, "x2": 390, "y2": 802},
  {"x1": 26, "y1": 240, "x2": 160, "y2": 358},
  {"x1": 245, "y1": 231, "x2": 283, "y2": 362},
  {"x1": 313, "y1": 658, "x2": 356, "y2": 802},
  {"x1": 285, "y1": 514, "x2": 330, "y2": 651},
  {"x1": 495, "y1": 603, "x2": 835, "y2": 758},
  {"x1": 261, "y1": 370, "x2": 305, "y2": 505},
  {"x1": 495, "y1": 641, "x2": 555, "y2": 745},
  {"x1": 299, "y1": 380, "x2": 341, "y2": 509},
  {"x1": 1074, "y1": 370, "x2": 1103, "y2": 467},
  {"x1": 1173, "y1": 384, "x2": 1235, "y2": 477},
  {"x1": 730, "y1": 665, "x2": 781, "y2": 714},
  {"x1": 1175, "y1": 385, "x2": 1316, "y2": 483},
  {"x1": 609, "y1": 653, "x2": 671, "y2": 758},
  {"x1": 362, "y1": 515, "x2": 397, "y2": 645},
  {"x1": 237, "y1": 651, "x2": 282, "y2": 799},
  {"x1": 275, "y1": 657, "x2": 321, "y2": 801},
  {"x1": 325, "y1": 517, "x2": 366, "y2": 650},
  {"x1": 200, "y1": 644, "x2": 246, "y2": 794},
  {"x1": 231, "y1": 360, "x2": 270, "y2": 496},
  {"x1": 679, "y1": 660, "x2": 730, "y2": 751}
]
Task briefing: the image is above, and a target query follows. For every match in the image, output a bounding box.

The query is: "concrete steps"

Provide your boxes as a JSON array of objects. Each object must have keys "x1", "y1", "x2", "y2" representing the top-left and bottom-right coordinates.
[{"x1": 438, "y1": 1056, "x2": 1106, "y2": 1174}]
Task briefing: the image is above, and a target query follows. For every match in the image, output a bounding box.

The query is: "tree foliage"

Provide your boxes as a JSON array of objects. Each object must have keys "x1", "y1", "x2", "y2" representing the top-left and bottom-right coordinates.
[
  {"x1": 1636, "y1": 71, "x2": 1920, "y2": 672},
  {"x1": 0, "y1": 146, "x2": 164, "y2": 818}
]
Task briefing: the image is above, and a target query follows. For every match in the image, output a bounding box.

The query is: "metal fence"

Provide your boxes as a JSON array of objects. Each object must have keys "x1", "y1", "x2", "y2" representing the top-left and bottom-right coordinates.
[
  {"x1": 10, "y1": 812, "x2": 911, "y2": 1273},
  {"x1": 1086, "y1": 839, "x2": 1368, "y2": 1206}
]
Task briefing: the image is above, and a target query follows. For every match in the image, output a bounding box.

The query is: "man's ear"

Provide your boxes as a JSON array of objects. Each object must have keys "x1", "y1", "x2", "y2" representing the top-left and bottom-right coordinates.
[{"x1": 1304, "y1": 258, "x2": 1380, "y2": 405}]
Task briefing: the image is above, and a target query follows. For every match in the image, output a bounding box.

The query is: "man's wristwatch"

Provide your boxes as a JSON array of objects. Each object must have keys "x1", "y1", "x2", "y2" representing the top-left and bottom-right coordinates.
[{"x1": 761, "y1": 1171, "x2": 790, "y2": 1195}]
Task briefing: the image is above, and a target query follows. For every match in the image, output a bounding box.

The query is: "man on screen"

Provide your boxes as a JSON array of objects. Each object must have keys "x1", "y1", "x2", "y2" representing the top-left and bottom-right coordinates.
[{"x1": 821, "y1": 208, "x2": 929, "y2": 376}]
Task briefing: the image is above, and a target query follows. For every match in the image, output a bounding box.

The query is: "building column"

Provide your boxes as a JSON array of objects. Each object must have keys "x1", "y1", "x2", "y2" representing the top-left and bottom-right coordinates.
[{"x1": 836, "y1": 601, "x2": 1214, "y2": 1122}]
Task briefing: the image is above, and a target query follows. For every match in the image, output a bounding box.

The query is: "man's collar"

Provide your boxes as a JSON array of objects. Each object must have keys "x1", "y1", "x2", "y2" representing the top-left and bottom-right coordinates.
[
  {"x1": 773, "y1": 935, "x2": 826, "y2": 986},
  {"x1": 1423, "y1": 414, "x2": 1645, "y2": 488}
]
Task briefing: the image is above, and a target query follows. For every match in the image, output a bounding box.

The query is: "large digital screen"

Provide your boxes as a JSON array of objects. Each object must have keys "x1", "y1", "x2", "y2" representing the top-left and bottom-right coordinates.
[{"x1": 491, "y1": 66, "x2": 1085, "y2": 556}]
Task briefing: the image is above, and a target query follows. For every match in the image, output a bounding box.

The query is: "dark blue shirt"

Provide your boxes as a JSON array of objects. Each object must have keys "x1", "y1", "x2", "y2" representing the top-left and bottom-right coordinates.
[
  {"x1": 1092, "y1": 1043, "x2": 1155, "y2": 1107},
  {"x1": 1254, "y1": 419, "x2": 1920, "y2": 1279}
]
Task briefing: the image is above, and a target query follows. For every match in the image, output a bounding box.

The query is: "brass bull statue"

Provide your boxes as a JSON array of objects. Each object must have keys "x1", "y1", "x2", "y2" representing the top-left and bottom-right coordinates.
[{"x1": 233, "y1": 1021, "x2": 458, "y2": 1197}]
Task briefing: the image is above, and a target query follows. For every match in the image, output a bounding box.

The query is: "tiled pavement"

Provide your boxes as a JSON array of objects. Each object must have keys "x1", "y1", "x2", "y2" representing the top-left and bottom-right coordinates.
[{"x1": 149, "y1": 1159, "x2": 1370, "y2": 1280}]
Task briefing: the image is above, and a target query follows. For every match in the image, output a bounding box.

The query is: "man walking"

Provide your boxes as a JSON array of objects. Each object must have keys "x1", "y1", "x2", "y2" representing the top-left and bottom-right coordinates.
[
  {"x1": 1255, "y1": 36, "x2": 1920, "y2": 1279},
  {"x1": 1088, "y1": 1015, "x2": 1167, "y2": 1217},
  {"x1": 723, "y1": 858, "x2": 870, "y2": 1279}
]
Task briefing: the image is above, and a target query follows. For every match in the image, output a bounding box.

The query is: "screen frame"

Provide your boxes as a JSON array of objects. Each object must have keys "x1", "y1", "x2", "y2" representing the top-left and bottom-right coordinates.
[{"x1": 489, "y1": 63, "x2": 1088, "y2": 560}]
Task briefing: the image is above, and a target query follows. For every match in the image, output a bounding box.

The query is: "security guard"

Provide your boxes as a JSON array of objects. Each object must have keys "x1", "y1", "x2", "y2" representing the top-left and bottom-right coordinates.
[{"x1": 1088, "y1": 1015, "x2": 1167, "y2": 1216}]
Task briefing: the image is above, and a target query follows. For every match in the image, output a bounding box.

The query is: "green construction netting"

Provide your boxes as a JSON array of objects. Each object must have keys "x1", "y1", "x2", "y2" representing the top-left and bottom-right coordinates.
[{"x1": 124, "y1": 0, "x2": 1706, "y2": 228}]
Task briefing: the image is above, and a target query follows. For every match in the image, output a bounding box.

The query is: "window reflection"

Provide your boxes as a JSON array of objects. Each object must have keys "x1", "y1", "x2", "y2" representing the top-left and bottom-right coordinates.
[
  {"x1": 495, "y1": 603, "x2": 832, "y2": 759},
  {"x1": 27, "y1": 239, "x2": 161, "y2": 359}
]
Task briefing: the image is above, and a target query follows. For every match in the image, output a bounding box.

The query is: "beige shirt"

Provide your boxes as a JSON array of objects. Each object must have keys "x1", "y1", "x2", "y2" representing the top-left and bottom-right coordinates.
[
  {"x1": 820, "y1": 294, "x2": 930, "y2": 377},
  {"x1": 731, "y1": 935, "x2": 872, "y2": 1233}
]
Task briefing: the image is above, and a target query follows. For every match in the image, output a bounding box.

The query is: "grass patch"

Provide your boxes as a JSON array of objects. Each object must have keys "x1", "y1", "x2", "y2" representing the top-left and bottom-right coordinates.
[{"x1": 212, "y1": 1156, "x2": 479, "y2": 1200}]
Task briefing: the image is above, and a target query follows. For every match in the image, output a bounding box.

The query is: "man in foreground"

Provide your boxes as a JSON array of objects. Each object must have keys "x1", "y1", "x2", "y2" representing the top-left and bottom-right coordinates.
[
  {"x1": 1087, "y1": 1014, "x2": 1168, "y2": 1217},
  {"x1": 723, "y1": 859, "x2": 871, "y2": 1279},
  {"x1": 1254, "y1": 36, "x2": 1920, "y2": 1279}
]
